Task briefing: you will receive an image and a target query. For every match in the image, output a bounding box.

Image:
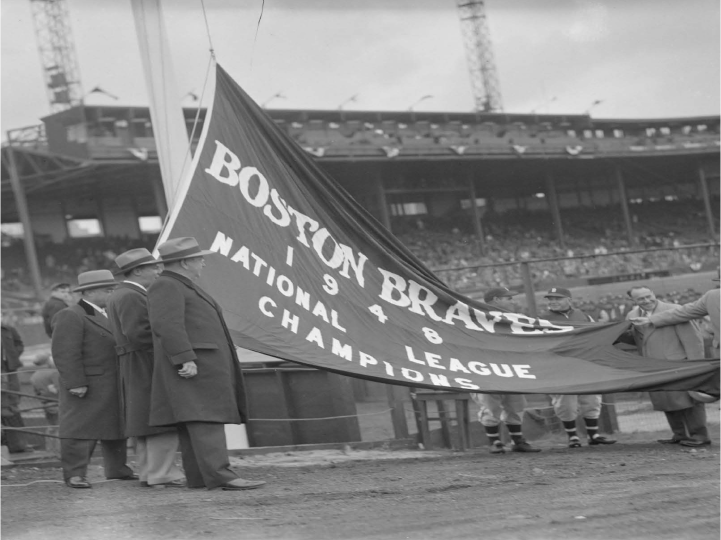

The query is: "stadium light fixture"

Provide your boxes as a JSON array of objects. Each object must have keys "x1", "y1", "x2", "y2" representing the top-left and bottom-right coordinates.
[
  {"x1": 183, "y1": 90, "x2": 199, "y2": 102},
  {"x1": 408, "y1": 95, "x2": 434, "y2": 111},
  {"x1": 338, "y1": 94, "x2": 359, "y2": 110},
  {"x1": 584, "y1": 99, "x2": 603, "y2": 115},
  {"x1": 530, "y1": 96, "x2": 557, "y2": 115},
  {"x1": 262, "y1": 91, "x2": 286, "y2": 108}
]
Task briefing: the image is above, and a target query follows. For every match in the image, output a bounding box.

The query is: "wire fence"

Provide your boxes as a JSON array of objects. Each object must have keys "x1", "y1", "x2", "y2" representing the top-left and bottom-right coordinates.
[{"x1": 3, "y1": 367, "x2": 719, "y2": 458}]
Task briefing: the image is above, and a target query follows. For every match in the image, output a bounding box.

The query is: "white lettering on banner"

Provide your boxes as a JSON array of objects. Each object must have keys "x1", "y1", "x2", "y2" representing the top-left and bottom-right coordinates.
[
  {"x1": 404, "y1": 345, "x2": 537, "y2": 380},
  {"x1": 259, "y1": 304, "x2": 536, "y2": 386},
  {"x1": 204, "y1": 142, "x2": 368, "y2": 288},
  {"x1": 211, "y1": 232, "x2": 347, "y2": 333},
  {"x1": 378, "y1": 265, "x2": 571, "y2": 335}
]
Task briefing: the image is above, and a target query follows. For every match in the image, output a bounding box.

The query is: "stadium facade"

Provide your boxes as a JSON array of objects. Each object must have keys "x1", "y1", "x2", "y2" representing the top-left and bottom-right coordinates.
[{"x1": 2, "y1": 105, "x2": 719, "y2": 292}]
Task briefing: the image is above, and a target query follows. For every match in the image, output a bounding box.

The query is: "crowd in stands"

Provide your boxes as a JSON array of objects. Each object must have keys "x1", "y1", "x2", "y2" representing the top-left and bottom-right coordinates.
[
  {"x1": 1, "y1": 233, "x2": 159, "y2": 292},
  {"x1": 1, "y1": 200, "x2": 717, "y2": 323},
  {"x1": 396, "y1": 199, "x2": 718, "y2": 291}
]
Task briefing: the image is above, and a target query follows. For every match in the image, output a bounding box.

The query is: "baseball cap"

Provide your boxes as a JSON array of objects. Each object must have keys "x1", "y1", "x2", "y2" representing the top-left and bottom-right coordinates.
[
  {"x1": 544, "y1": 287, "x2": 572, "y2": 299},
  {"x1": 49, "y1": 282, "x2": 71, "y2": 291},
  {"x1": 484, "y1": 287, "x2": 517, "y2": 303}
]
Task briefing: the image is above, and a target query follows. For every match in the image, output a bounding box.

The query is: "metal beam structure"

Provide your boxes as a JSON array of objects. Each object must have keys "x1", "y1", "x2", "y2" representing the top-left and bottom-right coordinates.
[
  {"x1": 29, "y1": 0, "x2": 84, "y2": 113},
  {"x1": 456, "y1": 0, "x2": 504, "y2": 112}
]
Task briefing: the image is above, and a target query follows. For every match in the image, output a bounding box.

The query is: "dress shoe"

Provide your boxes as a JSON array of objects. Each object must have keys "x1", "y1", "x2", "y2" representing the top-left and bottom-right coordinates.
[
  {"x1": 679, "y1": 439, "x2": 712, "y2": 447},
  {"x1": 219, "y1": 478, "x2": 266, "y2": 491},
  {"x1": 588, "y1": 435, "x2": 616, "y2": 446},
  {"x1": 657, "y1": 438, "x2": 684, "y2": 444},
  {"x1": 149, "y1": 478, "x2": 186, "y2": 489},
  {"x1": 66, "y1": 476, "x2": 92, "y2": 489},
  {"x1": 511, "y1": 441, "x2": 541, "y2": 453},
  {"x1": 114, "y1": 473, "x2": 140, "y2": 481}
]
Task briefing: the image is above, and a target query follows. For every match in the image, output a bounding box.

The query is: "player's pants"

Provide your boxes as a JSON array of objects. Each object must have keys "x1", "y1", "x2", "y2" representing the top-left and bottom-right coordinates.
[
  {"x1": 473, "y1": 393, "x2": 526, "y2": 427},
  {"x1": 550, "y1": 394, "x2": 602, "y2": 422}
]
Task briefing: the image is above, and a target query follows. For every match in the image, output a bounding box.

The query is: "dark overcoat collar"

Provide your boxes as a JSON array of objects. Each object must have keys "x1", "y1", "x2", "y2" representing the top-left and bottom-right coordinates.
[{"x1": 77, "y1": 299, "x2": 112, "y2": 332}]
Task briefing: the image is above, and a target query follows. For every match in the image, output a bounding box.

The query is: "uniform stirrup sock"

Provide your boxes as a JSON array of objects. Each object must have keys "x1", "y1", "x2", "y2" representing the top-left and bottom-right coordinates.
[
  {"x1": 584, "y1": 417, "x2": 599, "y2": 439},
  {"x1": 484, "y1": 425, "x2": 500, "y2": 445},
  {"x1": 507, "y1": 424, "x2": 524, "y2": 445},
  {"x1": 562, "y1": 420, "x2": 578, "y2": 440}
]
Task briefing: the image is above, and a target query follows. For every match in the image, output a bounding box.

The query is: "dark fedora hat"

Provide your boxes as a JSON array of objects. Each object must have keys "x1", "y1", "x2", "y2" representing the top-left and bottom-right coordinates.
[
  {"x1": 73, "y1": 270, "x2": 118, "y2": 292},
  {"x1": 156, "y1": 237, "x2": 215, "y2": 264},
  {"x1": 114, "y1": 248, "x2": 159, "y2": 275}
]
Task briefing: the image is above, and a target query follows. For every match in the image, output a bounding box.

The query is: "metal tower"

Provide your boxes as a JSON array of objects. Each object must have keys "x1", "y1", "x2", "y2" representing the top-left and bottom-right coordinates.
[
  {"x1": 29, "y1": 0, "x2": 84, "y2": 112},
  {"x1": 456, "y1": 0, "x2": 503, "y2": 112}
]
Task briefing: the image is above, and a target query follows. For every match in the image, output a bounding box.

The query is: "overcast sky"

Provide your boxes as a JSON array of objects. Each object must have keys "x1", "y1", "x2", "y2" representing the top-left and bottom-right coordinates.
[{"x1": 1, "y1": 0, "x2": 719, "y2": 132}]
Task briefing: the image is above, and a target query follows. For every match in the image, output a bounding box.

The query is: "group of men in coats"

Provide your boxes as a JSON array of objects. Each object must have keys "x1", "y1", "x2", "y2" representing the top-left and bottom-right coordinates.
[{"x1": 50, "y1": 237, "x2": 265, "y2": 491}]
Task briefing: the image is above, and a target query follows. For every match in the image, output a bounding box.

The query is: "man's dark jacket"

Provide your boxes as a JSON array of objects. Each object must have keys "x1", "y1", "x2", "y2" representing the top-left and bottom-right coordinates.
[
  {"x1": 106, "y1": 282, "x2": 173, "y2": 437},
  {"x1": 51, "y1": 300, "x2": 124, "y2": 440},
  {"x1": 147, "y1": 270, "x2": 248, "y2": 427}
]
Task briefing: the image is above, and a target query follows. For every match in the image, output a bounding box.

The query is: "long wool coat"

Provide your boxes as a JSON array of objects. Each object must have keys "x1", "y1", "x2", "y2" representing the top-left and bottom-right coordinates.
[
  {"x1": 106, "y1": 282, "x2": 173, "y2": 437},
  {"x1": 51, "y1": 300, "x2": 124, "y2": 440},
  {"x1": 627, "y1": 300, "x2": 704, "y2": 411},
  {"x1": 651, "y1": 289, "x2": 720, "y2": 355},
  {"x1": 147, "y1": 270, "x2": 248, "y2": 427}
]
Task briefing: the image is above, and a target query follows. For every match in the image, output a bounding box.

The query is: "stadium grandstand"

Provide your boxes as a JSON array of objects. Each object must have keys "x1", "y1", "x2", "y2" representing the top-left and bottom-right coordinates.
[{"x1": 2, "y1": 104, "x2": 719, "y2": 334}]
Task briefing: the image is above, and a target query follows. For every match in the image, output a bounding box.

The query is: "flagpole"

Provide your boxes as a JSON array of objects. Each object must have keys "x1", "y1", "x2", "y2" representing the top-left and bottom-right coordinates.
[{"x1": 130, "y1": 0, "x2": 190, "y2": 213}]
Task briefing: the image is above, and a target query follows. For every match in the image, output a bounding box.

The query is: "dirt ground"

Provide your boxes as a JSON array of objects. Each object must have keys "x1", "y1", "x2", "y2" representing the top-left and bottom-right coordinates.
[{"x1": 2, "y1": 432, "x2": 719, "y2": 540}]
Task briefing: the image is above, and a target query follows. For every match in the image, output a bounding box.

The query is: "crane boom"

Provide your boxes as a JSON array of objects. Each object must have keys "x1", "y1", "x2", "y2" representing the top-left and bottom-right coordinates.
[
  {"x1": 456, "y1": 0, "x2": 503, "y2": 112},
  {"x1": 29, "y1": 0, "x2": 84, "y2": 112}
]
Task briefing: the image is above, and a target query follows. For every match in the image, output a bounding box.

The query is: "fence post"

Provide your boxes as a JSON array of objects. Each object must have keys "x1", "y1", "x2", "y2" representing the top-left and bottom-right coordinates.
[
  {"x1": 599, "y1": 394, "x2": 619, "y2": 434},
  {"x1": 386, "y1": 384, "x2": 409, "y2": 439}
]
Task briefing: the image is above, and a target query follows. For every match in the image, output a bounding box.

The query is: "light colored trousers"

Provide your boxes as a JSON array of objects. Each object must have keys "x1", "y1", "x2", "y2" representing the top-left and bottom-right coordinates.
[
  {"x1": 135, "y1": 431, "x2": 185, "y2": 485},
  {"x1": 550, "y1": 394, "x2": 602, "y2": 422},
  {"x1": 472, "y1": 393, "x2": 526, "y2": 427}
]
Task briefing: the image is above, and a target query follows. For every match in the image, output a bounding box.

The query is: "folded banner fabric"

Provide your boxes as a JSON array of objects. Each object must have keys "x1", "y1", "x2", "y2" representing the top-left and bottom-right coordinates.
[{"x1": 157, "y1": 64, "x2": 719, "y2": 395}]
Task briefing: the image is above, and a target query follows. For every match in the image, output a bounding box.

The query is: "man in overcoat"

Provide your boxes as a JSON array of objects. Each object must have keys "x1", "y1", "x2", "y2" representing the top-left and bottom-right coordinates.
[
  {"x1": 147, "y1": 237, "x2": 265, "y2": 491},
  {"x1": 107, "y1": 248, "x2": 185, "y2": 488},
  {"x1": 626, "y1": 285, "x2": 709, "y2": 447},
  {"x1": 1, "y1": 318, "x2": 30, "y2": 453},
  {"x1": 52, "y1": 270, "x2": 136, "y2": 488},
  {"x1": 631, "y1": 273, "x2": 720, "y2": 358}
]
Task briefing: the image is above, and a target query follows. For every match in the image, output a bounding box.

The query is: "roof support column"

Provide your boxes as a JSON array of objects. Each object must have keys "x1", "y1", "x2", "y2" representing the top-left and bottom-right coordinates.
[
  {"x1": 697, "y1": 162, "x2": 717, "y2": 239},
  {"x1": 6, "y1": 144, "x2": 43, "y2": 299},
  {"x1": 545, "y1": 173, "x2": 565, "y2": 249},
  {"x1": 615, "y1": 166, "x2": 635, "y2": 246},
  {"x1": 375, "y1": 169, "x2": 391, "y2": 232},
  {"x1": 467, "y1": 175, "x2": 485, "y2": 255}
]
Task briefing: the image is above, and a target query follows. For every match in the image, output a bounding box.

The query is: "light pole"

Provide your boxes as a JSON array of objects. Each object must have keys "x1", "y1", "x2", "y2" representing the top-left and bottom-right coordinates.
[
  {"x1": 262, "y1": 91, "x2": 286, "y2": 108},
  {"x1": 584, "y1": 99, "x2": 603, "y2": 115},
  {"x1": 338, "y1": 94, "x2": 359, "y2": 110},
  {"x1": 408, "y1": 95, "x2": 433, "y2": 120},
  {"x1": 530, "y1": 96, "x2": 557, "y2": 115}
]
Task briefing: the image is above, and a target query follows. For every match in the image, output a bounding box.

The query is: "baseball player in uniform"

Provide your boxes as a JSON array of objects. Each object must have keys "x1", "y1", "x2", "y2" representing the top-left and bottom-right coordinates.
[
  {"x1": 472, "y1": 287, "x2": 541, "y2": 454},
  {"x1": 539, "y1": 287, "x2": 617, "y2": 448}
]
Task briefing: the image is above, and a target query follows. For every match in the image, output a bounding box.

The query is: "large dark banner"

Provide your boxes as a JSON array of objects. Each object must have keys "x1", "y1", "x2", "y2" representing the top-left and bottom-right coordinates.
[{"x1": 157, "y1": 64, "x2": 719, "y2": 394}]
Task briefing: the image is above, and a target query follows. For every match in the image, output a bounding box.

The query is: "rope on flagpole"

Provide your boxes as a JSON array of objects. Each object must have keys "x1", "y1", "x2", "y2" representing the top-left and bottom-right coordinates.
[{"x1": 200, "y1": 0, "x2": 216, "y2": 60}]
